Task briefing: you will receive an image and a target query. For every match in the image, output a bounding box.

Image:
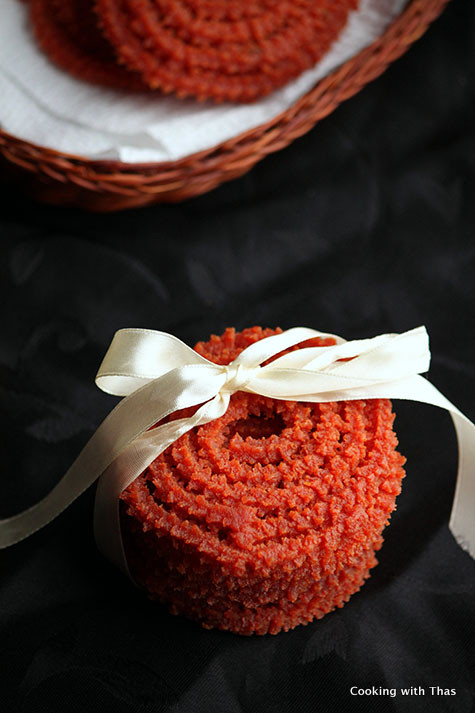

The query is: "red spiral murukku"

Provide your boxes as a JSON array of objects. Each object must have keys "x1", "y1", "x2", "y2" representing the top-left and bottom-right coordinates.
[
  {"x1": 30, "y1": 0, "x2": 146, "y2": 90},
  {"x1": 120, "y1": 327, "x2": 405, "y2": 635},
  {"x1": 95, "y1": 0, "x2": 359, "y2": 101}
]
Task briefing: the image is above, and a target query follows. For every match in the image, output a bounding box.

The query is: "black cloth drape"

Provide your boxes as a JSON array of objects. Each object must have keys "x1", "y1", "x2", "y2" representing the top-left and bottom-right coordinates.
[{"x1": 1, "y1": 1, "x2": 474, "y2": 711}]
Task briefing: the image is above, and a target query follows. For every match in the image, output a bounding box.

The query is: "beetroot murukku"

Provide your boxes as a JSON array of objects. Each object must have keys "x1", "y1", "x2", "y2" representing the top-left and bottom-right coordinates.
[
  {"x1": 30, "y1": 0, "x2": 146, "y2": 90},
  {"x1": 120, "y1": 327, "x2": 406, "y2": 635},
  {"x1": 95, "y1": 0, "x2": 359, "y2": 102}
]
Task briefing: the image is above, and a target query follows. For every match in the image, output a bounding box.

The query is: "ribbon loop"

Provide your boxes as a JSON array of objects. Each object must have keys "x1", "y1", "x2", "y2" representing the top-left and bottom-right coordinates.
[{"x1": 95, "y1": 328, "x2": 212, "y2": 396}]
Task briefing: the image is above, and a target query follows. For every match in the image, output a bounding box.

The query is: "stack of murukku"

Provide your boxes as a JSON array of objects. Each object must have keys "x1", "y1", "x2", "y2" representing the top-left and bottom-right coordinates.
[
  {"x1": 30, "y1": 0, "x2": 145, "y2": 90},
  {"x1": 29, "y1": 0, "x2": 359, "y2": 102},
  {"x1": 120, "y1": 327, "x2": 406, "y2": 635}
]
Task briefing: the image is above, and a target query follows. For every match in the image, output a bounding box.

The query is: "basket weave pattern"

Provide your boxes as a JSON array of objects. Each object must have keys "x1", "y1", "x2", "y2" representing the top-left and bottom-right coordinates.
[{"x1": 0, "y1": 0, "x2": 449, "y2": 211}]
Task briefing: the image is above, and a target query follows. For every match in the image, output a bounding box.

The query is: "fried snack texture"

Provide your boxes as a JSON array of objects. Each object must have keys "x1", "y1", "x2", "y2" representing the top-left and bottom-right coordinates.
[{"x1": 121, "y1": 327, "x2": 405, "y2": 635}]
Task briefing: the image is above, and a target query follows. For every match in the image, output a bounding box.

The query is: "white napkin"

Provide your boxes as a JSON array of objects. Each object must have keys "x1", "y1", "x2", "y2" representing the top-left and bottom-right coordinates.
[{"x1": 0, "y1": 0, "x2": 407, "y2": 164}]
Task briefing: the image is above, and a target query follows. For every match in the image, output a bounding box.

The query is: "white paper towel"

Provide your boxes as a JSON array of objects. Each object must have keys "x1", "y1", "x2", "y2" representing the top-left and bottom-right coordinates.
[{"x1": 0, "y1": 0, "x2": 407, "y2": 163}]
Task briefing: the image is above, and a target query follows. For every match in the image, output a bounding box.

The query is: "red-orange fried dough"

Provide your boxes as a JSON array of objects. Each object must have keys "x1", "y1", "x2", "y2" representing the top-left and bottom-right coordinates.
[
  {"x1": 95, "y1": 0, "x2": 359, "y2": 101},
  {"x1": 30, "y1": 0, "x2": 145, "y2": 89},
  {"x1": 120, "y1": 327, "x2": 405, "y2": 635}
]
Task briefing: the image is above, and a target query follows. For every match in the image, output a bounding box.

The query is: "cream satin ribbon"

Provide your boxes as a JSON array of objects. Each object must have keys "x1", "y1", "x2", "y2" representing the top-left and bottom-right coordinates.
[{"x1": 1, "y1": 326, "x2": 474, "y2": 577}]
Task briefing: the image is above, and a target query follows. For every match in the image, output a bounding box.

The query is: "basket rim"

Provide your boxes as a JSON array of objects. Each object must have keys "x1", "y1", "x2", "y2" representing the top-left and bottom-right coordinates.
[{"x1": 0, "y1": 0, "x2": 450, "y2": 177}]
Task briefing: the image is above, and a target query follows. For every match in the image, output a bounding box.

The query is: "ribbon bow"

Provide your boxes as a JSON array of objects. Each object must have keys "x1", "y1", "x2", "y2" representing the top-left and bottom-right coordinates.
[{"x1": 1, "y1": 326, "x2": 474, "y2": 577}]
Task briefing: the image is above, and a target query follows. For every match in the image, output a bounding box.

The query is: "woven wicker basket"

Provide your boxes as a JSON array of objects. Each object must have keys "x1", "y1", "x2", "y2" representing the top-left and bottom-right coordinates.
[{"x1": 0, "y1": 0, "x2": 449, "y2": 212}]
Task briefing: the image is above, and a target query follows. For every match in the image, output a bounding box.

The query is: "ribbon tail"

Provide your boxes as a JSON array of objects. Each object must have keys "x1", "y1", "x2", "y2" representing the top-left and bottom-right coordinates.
[
  {"x1": 93, "y1": 393, "x2": 230, "y2": 576},
  {"x1": 370, "y1": 375, "x2": 475, "y2": 560},
  {"x1": 0, "y1": 365, "x2": 223, "y2": 550},
  {"x1": 448, "y1": 412, "x2": 475, "y2": 559},
  {"x1": 399, "y1": 378, "x2": 475, "y2": 559},
  {"x1": 0, "y1": 454, "x2": 103, "y2": 549}
]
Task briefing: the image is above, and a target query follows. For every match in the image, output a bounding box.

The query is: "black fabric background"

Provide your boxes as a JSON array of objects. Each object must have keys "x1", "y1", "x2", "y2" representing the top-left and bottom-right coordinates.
[{"x1": 1, "y1": 1, "x2": 475, "y2": 711}]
